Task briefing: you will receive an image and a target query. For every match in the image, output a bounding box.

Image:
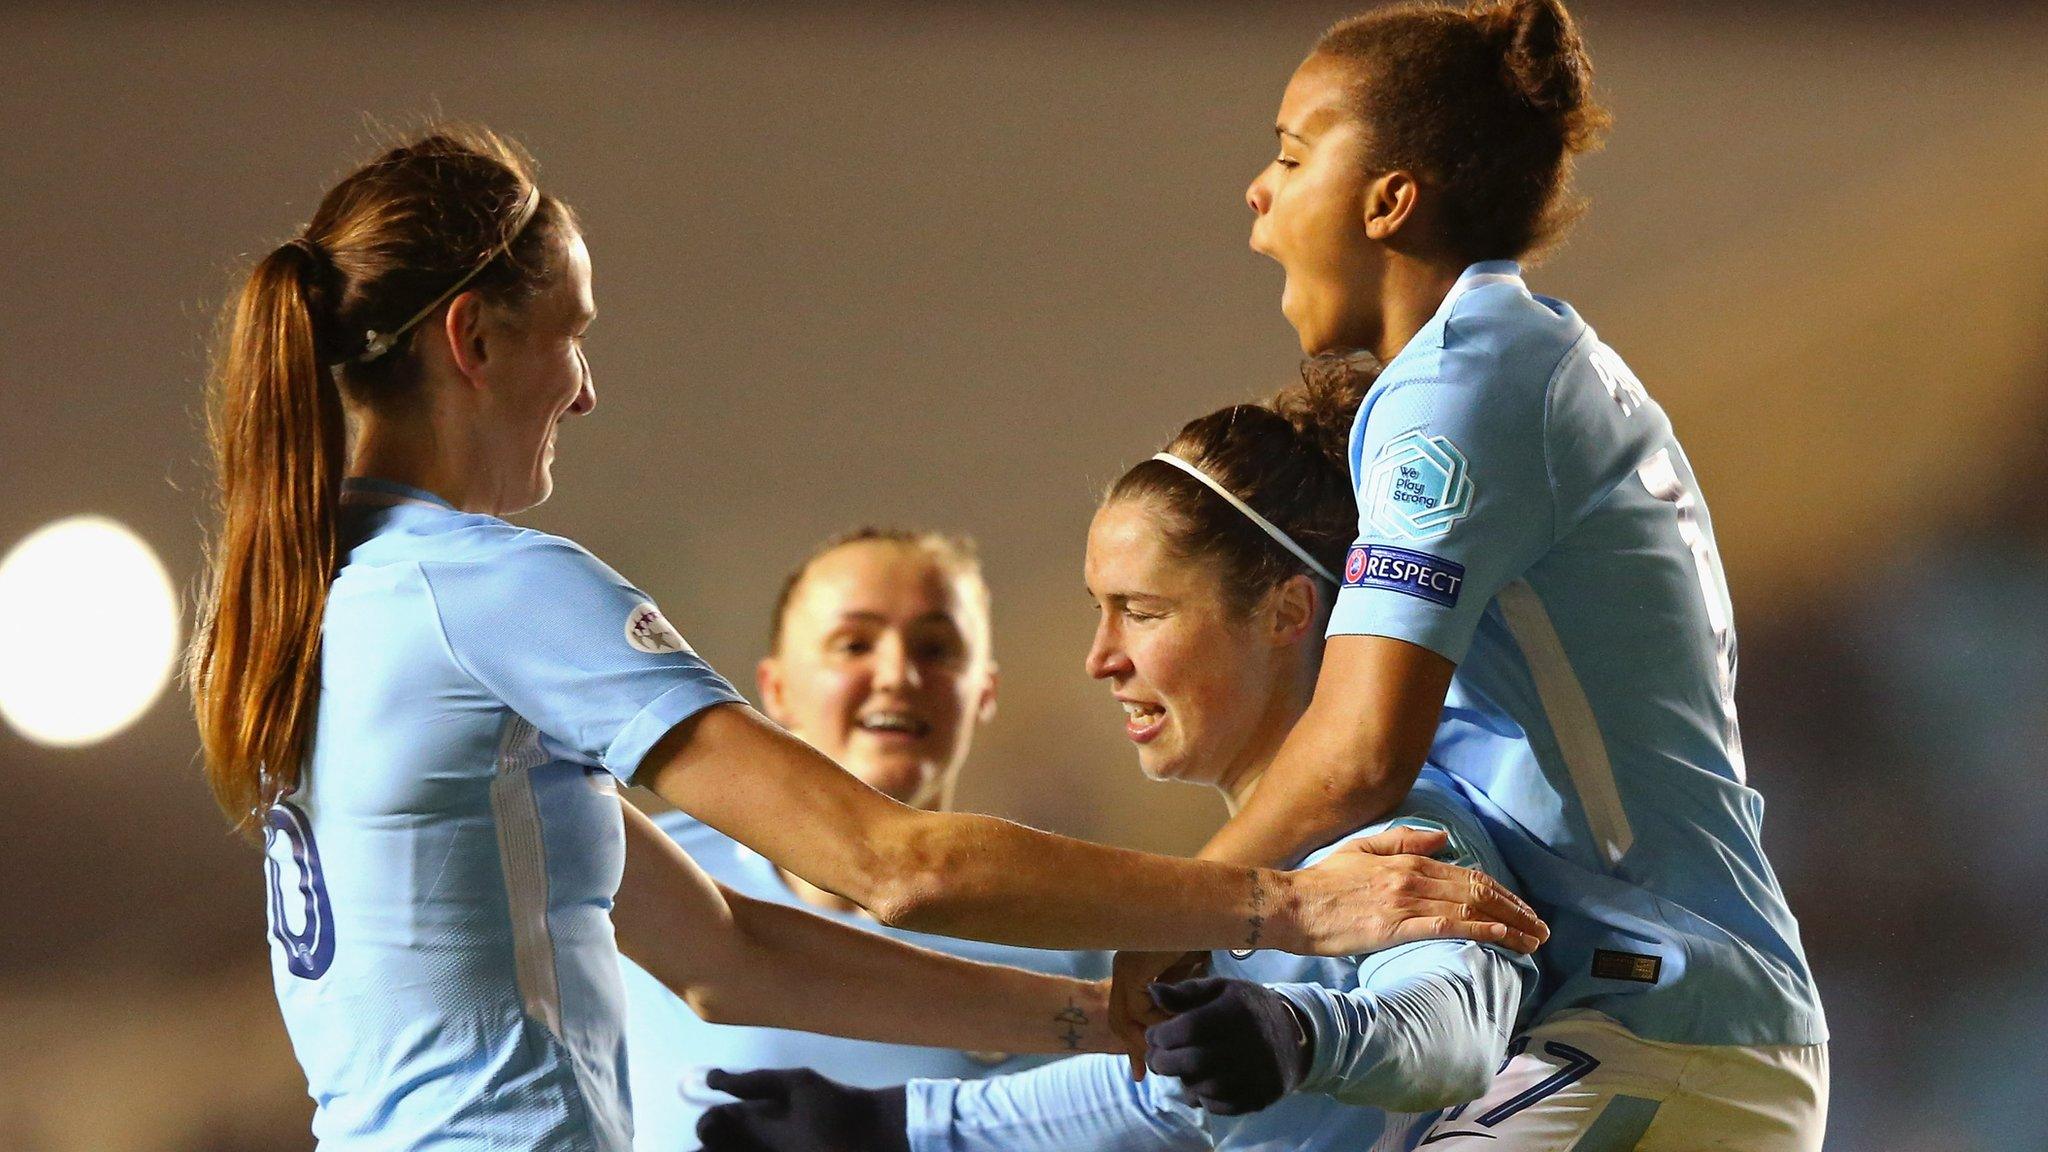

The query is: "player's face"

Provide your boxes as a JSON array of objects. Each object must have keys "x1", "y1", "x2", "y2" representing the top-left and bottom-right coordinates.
[
  {"x1": 1246, "y1": 53, "x2": 1381, "y2": 355},
  {"x1": 1083, "y1": 498, "x2": 1279, "y2": 791},
  {"x1": 475, "y1": 229, "x2": 597, "y2": 515},
  {"x1": 760, "y1": 542, "x2": 997, "y2": 810}
]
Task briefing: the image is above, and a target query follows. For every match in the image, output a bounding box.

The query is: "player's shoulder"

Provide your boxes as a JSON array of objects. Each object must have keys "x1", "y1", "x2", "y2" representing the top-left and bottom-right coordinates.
[
  {"x1": 416, "y1": 520, "x2": 628, "y2": 600},
  {"x1": 1304, "y1": 768, "x2": 1507, "y2": 879}
]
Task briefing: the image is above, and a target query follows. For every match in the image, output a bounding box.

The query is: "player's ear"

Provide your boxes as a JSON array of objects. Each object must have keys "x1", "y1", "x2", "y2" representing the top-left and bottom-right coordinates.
[
  {"x1": 975, "y1": 663, "x2": 999, "y2": 724},
  {"x1": 1267, "y1": 574, "x2": 1320, "y2": 646},
  {"x1": 1362, "y1": 170, "x2": 1421, "y2": 242},
  {"x1": 442, "y1": 290, "x2": 493, "y2": 387},
  {"x1": 756, "y1": 656, "x2": 789, "y2": 723}
]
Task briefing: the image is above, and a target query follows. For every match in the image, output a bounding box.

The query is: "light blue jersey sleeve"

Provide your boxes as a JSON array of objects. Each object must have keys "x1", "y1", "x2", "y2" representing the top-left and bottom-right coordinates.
[
  {"x1": 1272, "y1": 786, "x2": 1535, "y2": 1113},
  {"x1": 1327, "y1": 275, "x2": 1568, "y2": 663},
  {"x1": 905, "y1": 773, "x2": 1536, "y2": 1151},
  {"x1": 422, "y1": 531, "x2": 746, "y2": 784},
  {"x1": 907, "y1": 1056, "x2": 1214, "y2": 1152}
]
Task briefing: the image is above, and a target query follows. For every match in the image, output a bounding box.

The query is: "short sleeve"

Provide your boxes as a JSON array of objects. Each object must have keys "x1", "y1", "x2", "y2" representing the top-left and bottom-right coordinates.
[
  {"x1": 422, "y1": 533, "x2": 746, "y2": 783},
  {"x1": 1327, "y1": 367, "x2": 1555, "y2": 664}
]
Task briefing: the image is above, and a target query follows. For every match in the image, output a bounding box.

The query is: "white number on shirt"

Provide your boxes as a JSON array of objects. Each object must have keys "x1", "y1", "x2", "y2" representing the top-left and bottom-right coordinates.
[{"x1": 1637, "y1": 448, "x2": 1747, "y2": 783}]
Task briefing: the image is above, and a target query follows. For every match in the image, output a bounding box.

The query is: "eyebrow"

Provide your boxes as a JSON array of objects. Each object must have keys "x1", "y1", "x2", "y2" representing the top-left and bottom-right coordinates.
[
  {"x1": 1276, "y1": 125, "x2": 1311, "y2": 146},
  {"x1": 831, "y1": 610, "x2": 964, "y2": 628}
]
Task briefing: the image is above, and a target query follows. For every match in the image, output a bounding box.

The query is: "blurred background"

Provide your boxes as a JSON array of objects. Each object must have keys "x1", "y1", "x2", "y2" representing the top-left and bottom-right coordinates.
[{"x1": 2, "y1": 2, "x2": 2044, "y2": 1149}]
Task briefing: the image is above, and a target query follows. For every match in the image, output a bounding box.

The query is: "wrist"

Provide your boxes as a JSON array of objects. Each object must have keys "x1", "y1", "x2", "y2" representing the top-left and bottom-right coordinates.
[
  {"x1": 1265, "y1": 868, "x2": 1313, "y2": 954},
  {"x1": 1069, "y1": 977, "x2": 1119, "y2": 1054}
]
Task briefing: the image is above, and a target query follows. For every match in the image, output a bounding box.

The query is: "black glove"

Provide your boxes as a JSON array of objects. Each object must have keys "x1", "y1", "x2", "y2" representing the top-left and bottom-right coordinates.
[
  {"x1": 695, "y1": 1068, "x2": 908, "y2": 1152},
  {"x1": 1143, "y1": 977, "x2": 1313, "y2": 1116}
]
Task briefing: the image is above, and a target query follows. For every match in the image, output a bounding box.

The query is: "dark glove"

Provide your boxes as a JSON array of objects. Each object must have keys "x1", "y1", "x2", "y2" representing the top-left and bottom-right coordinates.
[
  {"x1": 1143, "y1": 977, "x2": 1313, "y2": 1116},
  {"x1": 695, "y1": 1068, "x2": 908, "y2": 1152}
]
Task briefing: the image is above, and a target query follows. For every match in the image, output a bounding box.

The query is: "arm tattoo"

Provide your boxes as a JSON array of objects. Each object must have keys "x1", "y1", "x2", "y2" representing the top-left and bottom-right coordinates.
[
  {"x1": 1053, "y1": 998, "x2": 1090, "y2": 1051},
  {"x1": 1244, "y1": 869, "x2": 1267, "y2": 951}
]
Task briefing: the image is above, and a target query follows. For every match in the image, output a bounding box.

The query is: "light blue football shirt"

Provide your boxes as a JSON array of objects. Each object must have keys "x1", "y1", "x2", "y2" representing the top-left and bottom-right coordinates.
[
  {"x1": 1327, "y1": 262, "x2": 1825, "y2": 1047},
  {"x1": 262, "y1": 478, "x2": 746, "y2": 1152},
  {"x1": 906, "y1": 770, "x2": 1538, "y2": 1152},
  {"x1": 620, "y1": 812, "x2": 1110, "y2": 1151}
]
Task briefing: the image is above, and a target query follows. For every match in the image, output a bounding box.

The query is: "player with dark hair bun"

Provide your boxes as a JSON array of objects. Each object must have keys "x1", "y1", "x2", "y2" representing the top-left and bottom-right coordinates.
[
  {"x1": 1107, "y1": 1, "x2": 1829, "y2": 1146},
  {"x1": 697, "y1": 361, "x2": 1547, "y2": 1152}
]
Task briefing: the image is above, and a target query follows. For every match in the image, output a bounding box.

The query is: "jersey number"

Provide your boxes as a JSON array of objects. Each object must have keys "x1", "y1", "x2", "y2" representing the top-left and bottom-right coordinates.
[
  {"x1": 264, "y1": 799, "x2": 337, "y2": 980},
  {"x1": 1426, "y1": 1038, "x2": 1600, "y2": 1138},
  {"x1": 1637, "y1": 447, "x2": 1746, "y2": 783}
]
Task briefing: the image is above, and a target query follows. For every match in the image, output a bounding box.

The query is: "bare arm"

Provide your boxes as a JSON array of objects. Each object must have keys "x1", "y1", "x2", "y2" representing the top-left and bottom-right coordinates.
[
  {"x1": 614, "y1": 801, "x2": 1118, "y2": 1054},
  {"x1": 636, "y1": 702, "x2": 1537, "y2": 956},
  {"x1": 1197, "y1": 635, "x2": 1455, "y2": 869}
]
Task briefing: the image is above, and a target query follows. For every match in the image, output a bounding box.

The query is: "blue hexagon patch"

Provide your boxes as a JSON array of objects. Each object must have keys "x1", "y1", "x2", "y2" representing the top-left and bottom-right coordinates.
[{"x1": 1365, "y1": 430, "x2": 1475, "y2": 540}]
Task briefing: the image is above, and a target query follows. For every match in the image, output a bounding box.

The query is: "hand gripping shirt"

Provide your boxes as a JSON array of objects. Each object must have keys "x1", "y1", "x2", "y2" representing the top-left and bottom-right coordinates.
[
  {"x1": 1328, "y1": 262, "x2": 1825, "y2": 1047},
  {"x1": 620, "y1": 813, "x2": 1110, "y2": 1151},
  {"x1": 262, "y1": 478, "x2": 746, "y2": 1151},
  {"x1": 905, "y1": 770, "x2": 1539, "y2": 1152}
]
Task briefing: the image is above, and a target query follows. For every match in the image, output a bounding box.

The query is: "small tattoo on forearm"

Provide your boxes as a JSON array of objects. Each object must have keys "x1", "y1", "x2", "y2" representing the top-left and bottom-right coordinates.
[
  {"x1": 1244, "y1": 870, "x2": 1266, "y2": 951},
  {"x1": 1054, "y1": 998, "x2": 1090, "y2": 1051}
]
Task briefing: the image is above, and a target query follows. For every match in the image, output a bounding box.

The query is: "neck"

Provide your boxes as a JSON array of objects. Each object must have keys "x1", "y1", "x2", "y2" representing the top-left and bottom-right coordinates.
[
  {"x1": 349, "y1": 403, "x2": 501, "y2": 515},
  {"x1": 1352, "y1": 255, "x2": 1467, "y2": 366},
  {"x1": 1217, "y1": 651, "x2": 1319, "y2": 818}
]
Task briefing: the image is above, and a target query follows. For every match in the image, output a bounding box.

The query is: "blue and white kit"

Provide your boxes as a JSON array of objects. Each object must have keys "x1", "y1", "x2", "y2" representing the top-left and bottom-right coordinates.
[
  {"x1": 620, "y1": 813, "x2": 1109, "y2": 1151},
  {"x1": 262, "y1": 478, "x2": 745, "y2": 1152},
  {"x1": 905, "y1": 769, "x2": 1539, "y2": 1152},
  {"x1": 1329, "y1": 263, "x2": 1828, "y2": 1147}
]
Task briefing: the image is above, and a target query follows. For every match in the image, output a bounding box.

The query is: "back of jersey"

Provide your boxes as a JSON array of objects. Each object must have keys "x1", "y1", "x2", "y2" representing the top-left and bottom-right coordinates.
[{"x1": 1327, "y1": 263, "x2": 1825, "y2": 1048}]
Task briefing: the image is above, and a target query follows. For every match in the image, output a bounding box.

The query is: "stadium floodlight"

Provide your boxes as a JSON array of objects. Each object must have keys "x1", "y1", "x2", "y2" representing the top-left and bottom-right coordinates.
[{"x1": 0, "y1": 515, "x2": 181, "y2": 747}]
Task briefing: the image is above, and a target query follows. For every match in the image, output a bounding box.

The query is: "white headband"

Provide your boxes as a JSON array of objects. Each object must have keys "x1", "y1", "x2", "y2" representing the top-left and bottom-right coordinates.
[
  {"x1": 1149, "y1": 453, "x2": 1338, "y2": 584},
  {"x1": 358, "y1": 183, "x2": 545, "y2": 364}
]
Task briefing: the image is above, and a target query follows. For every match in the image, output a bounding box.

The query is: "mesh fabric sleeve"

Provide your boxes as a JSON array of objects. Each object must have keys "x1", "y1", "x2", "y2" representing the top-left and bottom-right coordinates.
[{"x1": 422, "y1": 532, "x2": 746, "y2": 784}]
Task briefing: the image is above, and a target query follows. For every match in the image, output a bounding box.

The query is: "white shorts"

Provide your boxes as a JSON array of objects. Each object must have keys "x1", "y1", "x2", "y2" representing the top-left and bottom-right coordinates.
[{"x1": 1411, "y1": 1010, "x2": 1829, "y2": 1151}]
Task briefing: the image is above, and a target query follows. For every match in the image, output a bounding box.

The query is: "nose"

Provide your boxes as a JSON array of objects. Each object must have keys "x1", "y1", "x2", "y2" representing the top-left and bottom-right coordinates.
[
  {"x1": 872, "y1": 633, "x2": 920, "y2": 691},
  {"x1": 570, "y1": 349, "x2": 596, "y2": 416},
  {"x1": 1246, "y1": 169, "x2": 1273, "y2": 218},
  {"x1": 1083, "y1": 614, "x2": 1129, "y2": 682}
]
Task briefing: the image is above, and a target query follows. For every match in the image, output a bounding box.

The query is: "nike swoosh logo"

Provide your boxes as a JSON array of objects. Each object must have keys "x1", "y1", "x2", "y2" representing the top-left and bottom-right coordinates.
[{"x1": 1419, "y1": 1132, "x2": 1498, "y2": 1144}]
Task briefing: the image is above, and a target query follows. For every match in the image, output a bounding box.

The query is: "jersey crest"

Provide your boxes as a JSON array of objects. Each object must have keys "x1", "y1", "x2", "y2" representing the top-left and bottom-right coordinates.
[
  {"x1": 1365, "y1": 430, "x2": 1475, "y2": 540},
  {"x1": 625, "y1": 602, "x2": 690, "y2": 655}
]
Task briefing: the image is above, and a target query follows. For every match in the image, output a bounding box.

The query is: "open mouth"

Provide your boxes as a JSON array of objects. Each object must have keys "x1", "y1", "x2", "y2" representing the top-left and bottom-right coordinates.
[
  {"x1": 856, "y1": 710, "x2": 931, "y2": 740},
  {"x1": 1120, "y1": 700, "x2": 1166, "y2": 744}
]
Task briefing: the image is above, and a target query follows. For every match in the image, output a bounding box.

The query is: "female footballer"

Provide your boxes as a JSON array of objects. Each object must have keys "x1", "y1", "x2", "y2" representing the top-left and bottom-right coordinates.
[
  {"x1": 697, "y1": 366, "x2": 1545, "y2": 1152},
  {"x1": 1112, "y1": 1, "x2": 1829, "y2": 1146},
  {"x1": 188, "y1": 128, "x2": 1541, "y2": 1151},
  {"x1": 620, "y1": 528, "x2": 1107, "y2": 1149}
]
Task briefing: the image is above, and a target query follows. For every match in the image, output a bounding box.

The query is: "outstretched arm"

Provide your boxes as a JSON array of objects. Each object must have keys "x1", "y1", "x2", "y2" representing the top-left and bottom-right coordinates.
[
  {"x1": 637, "y1": 702, "x2": 1539, "y2": 957},
  {"x1": 615, "y1": 801, "x2": 1117, "y2": 1055}
]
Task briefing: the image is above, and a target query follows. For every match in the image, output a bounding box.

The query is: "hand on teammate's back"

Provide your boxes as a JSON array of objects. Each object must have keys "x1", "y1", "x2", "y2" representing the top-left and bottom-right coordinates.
[
  {"x1": 1287, "y1": 825, "x2": 1547, "y2": 955},
  {"x1": 1144, "y1": 977, "x2": 1313, "y2": 1115},
  {"x1": 695, "y1": 1068, "x2": 907, "y2": 1152}
]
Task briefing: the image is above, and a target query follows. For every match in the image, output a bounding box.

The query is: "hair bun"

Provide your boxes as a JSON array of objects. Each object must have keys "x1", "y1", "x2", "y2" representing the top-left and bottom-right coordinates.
[
  {"x1": 1487, "y1": 0, "x2": 1605, "y2": 149},
  {"x1": 1271, "y1": 352, "x2": 1381, "y2": 471}
]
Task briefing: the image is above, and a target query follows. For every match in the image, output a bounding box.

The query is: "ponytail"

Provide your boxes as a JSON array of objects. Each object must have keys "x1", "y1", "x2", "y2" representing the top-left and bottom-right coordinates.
[
  {"x1": 191, "y1": 126, "x2": 569, "y2": 836},
  {"x1": 190, "y1": 241, "x2": 345, "y2": 834}
]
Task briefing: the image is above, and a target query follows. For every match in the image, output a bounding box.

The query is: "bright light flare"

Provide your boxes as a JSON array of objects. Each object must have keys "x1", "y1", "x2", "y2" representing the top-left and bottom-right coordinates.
[{"x1": 0, "y1": 516, "x2": 181, "y2": 747}]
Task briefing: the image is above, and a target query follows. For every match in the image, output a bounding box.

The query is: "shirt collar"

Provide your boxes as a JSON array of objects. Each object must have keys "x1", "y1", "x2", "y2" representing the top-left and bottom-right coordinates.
[
  {"x1": 338, "y1": 476, "x2": 456, "y2": 511},
  {"x1": 1432, "y1": 260, "x2": 1526, "y2": 326}
]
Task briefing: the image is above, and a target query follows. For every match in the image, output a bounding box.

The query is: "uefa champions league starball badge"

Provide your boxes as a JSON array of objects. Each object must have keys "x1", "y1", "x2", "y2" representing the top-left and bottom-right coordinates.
[{"x1": 624, "y1": 602, "x2": 690, "y2": 654}]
